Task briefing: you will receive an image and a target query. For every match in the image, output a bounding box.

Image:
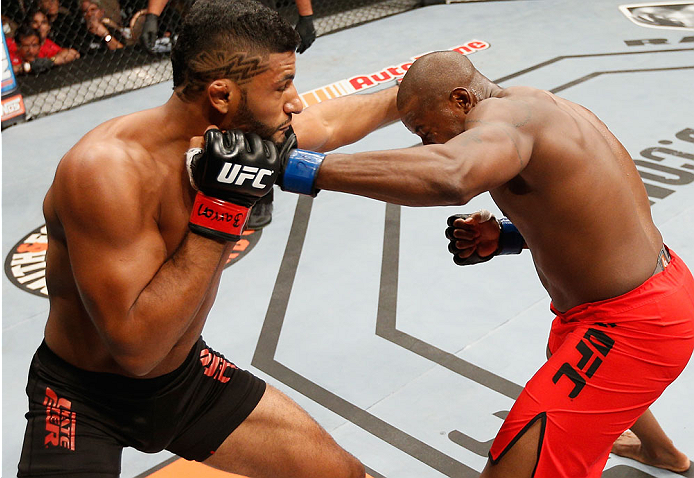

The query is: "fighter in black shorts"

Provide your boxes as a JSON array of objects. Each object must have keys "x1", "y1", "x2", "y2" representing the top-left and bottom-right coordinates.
[
  {"x1": 21, "y1": 339, "x2": 265, "y2": 474},
  {"x1": 17, "y1": 0, "x2": 399, "y2": 476}
]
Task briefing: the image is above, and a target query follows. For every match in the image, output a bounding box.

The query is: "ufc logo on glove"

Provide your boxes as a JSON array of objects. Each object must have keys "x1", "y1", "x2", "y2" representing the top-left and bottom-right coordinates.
[{"x1": 216, "y1": 163, "x2": 274, "y2": 189}]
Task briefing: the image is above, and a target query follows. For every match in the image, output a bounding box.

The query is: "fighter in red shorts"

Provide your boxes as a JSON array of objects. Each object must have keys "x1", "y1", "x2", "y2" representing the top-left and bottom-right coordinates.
[
  {"x1": 235, "y1": 50, "x2": 694, "y2": 477},
  {"x1": 447, "y1": 211, "x2": 694, "y2": 477}
]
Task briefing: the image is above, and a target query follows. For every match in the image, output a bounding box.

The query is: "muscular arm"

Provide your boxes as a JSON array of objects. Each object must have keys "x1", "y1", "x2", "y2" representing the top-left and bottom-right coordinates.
[
  {"x1": 54, "y1": 145, "x2": 227, "y2": 376},
  {"x1": 315, "y1": 112, "x2": 533, "y2": 206},
  {"x1": 292, "y1": 85, "x2": 399, "y2": 153}
]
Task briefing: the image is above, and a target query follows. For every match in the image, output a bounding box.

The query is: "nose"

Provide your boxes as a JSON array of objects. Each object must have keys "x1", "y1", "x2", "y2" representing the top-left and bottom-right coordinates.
[{"x1": 284, "y1": 85, "x2": 303, "y2": 115}]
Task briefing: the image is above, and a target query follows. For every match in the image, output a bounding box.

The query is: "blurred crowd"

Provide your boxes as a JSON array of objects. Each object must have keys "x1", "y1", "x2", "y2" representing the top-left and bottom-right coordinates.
[
  {"x1": 2, "y1": 0, "x2": 316, "y2": 76},
  {"x1": 4, "y1": 0, "x2": 172, "y2": 75}
]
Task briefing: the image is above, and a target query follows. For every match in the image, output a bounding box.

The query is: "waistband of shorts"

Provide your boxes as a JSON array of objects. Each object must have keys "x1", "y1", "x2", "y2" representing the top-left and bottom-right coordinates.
[
  {"x1": 36, "y1": 337, "x2": 204, "y2": 395},
  {"x1": 550, "y1": 245, "x2": 688, "y2": 321}
]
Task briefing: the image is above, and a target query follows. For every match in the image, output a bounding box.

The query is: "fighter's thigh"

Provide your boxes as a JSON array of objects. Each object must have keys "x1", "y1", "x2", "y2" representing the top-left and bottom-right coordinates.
[
  {"x1": 491, "y1": 324, "x2": 660, "y2": 478},
  {"x1": 203, "y1": 384, "x2": 364, "y2": 478}
]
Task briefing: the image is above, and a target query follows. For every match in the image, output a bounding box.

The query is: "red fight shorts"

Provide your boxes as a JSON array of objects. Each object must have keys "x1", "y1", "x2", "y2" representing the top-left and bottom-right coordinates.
[{"x1": 488, "y1": 248, "x2": 694, "y2": 478}]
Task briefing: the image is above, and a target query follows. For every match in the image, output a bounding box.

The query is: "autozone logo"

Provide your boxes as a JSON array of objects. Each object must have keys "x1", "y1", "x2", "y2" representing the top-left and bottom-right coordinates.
[
  {"x1": 299, "y1": 39, "x2": 490, "y2": 107},
  {"x1": 2, "y1": 94, "x2": 25, "y2": 120},
  {"x1": 217, "y1": 163, "x2": 273, "y2": 188}
]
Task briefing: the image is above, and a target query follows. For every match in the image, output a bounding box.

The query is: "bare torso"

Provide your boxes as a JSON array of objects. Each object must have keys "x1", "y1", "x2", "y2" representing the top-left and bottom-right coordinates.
[
  {"x1": 42, "y1": 106, "x2": 231, "y2": 377},
  {"x1": 486, "y1": 87, "x2": 662, "y2": 311},
  {"x1": 38, "y1": 83, "x2": 401, "y2": 378}
]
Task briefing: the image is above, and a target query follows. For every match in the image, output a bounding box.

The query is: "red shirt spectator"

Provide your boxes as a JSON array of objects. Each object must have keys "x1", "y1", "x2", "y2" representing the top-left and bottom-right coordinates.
[
  {"x1": 7, "y1": 36, "x2": 61, "y2": 66},
  {"x1": 10, "y1": 12, "x2": 80, "y2": 75}
]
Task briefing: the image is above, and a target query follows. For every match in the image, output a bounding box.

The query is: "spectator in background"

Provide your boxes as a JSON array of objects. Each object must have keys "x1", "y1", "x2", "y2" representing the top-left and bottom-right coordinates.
[
  {"x1": 28, "y1": 9, "x2": 80, "y2": 64},
  {"x1": 139, "y1": 0, "x2": 316, "y2": 59},
  {"x1": 38, "y1": 0, "x2": 93, "y2": 54},
  {"x1": 130, "y1": 0, "x2": 185, "y2": 53},
  {"x1": 1, "y1": 0, "x2": 28, "y2": 34},
  {"x1": 293, "y1": 0, "x2": 316, "y2": 53},
  {"x1": 3, "y1": 13, "x2": 19, "y2": 38},
  {"x1": 80, "y1": 0, "x2": 127, "y2": 50},
  {"x1": 37, "y1": 0, "x2": 70, "y2": 24},
  {"x1": 9, "y1": 25, "x2": 55, "y2": 75}
]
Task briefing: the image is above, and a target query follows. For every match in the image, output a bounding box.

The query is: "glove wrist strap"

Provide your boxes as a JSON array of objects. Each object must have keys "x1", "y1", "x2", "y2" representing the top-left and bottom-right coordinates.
[
  {"x1": 189, "y1": 192, "x2": 249, "y2": 242},
  {"x1": 282, "y1": 149, "x2": 325, "y2": 197},
  {"x1": 497, "y1": 217, "x2": 524, "y2": 255}
]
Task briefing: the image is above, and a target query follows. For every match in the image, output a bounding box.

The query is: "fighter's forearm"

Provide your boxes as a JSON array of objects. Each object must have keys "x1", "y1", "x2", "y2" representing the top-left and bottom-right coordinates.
[
  {"x1": 106, "y1": 233, "x2": 228, "y2": 376},
  {"x1": 299, "y1": 86, "x2": 399, "y2": 152},
  {"x1": 316, "y1": 145, "x2": 474, "y2": 206}
]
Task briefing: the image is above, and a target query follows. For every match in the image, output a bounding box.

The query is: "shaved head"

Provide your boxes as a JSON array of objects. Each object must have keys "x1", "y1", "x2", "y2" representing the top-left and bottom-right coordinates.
[
  {"x1": 396, "y1": 51, "x2": 498, "y2": 144},
  {"x1": 397, "y1": 51, "x2": 488, "y2": 112}
]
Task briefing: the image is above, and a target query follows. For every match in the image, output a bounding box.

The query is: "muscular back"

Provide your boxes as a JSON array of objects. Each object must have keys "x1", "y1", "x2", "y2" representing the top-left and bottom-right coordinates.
[
  {"x1": 488, "y1": 87, "x2": 662, "y2": 311},
  {"x1": 42, "y1": 107, "x2": 230, "y2": 377}
]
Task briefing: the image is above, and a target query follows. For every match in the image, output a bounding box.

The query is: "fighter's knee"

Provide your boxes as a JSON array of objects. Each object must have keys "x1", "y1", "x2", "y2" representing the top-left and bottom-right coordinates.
[
  {"x1": 325, "y1": 447, "x2": 364, "y2": 478},
  {"x1": 344, "y1": 455, "x2": 365, "y2": 478}
]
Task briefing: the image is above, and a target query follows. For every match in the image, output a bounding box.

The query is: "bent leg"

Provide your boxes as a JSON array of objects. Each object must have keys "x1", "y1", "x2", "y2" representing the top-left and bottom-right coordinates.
[
  {"x1": 487, "y1": 320, "x2": 674, "y2": 478},
  {"x1": 550, "y1": 333, "x2": 690, "y2": 473},
  {"x1": 611, "y1": 408, "x2": 690, "y2": 473},
  {"x1": 203, "y1": 384, "x2": 365, "y2": 478}
]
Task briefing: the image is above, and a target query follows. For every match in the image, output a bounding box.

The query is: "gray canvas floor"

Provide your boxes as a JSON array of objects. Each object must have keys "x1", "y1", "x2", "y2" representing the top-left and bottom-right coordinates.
[{"x1": 3, "y1": 1, "x2": 694, "y2": 477}]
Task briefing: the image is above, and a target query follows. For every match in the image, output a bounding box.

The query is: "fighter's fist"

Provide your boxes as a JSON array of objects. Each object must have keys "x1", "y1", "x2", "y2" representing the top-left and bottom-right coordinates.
[
  {"x1": 188, "y1": 129, "x2": 279, "y2": 205},
  {"x1": 187, "y1": 128, "x2": 280, "y2": 242},
  {"x1": 446, "y1": 210, "x2": 525, "y2": 266},
  {"x1": 446, "y1": 210, "x2": 500, "y2": 265}
]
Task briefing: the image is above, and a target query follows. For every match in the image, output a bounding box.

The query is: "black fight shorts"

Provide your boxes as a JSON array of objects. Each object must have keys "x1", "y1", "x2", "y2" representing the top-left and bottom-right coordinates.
[{"x1": 17, "y1": 338, "x2": 266, "y2": 477}]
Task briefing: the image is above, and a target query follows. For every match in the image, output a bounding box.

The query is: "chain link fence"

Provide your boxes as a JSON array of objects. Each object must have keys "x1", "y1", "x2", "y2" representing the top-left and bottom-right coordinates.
[{"x1": 1, "y1": 0, "x2": 423, "y2": 122}]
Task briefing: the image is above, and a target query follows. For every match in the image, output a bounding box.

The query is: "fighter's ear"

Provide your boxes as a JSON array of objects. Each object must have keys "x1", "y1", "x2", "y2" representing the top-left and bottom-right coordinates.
[
  {"x1": 207, "y1": 79, "x2": 239, "y2": 115},
  {"x1": 450, "y1": 87, "x2": 476, "y2": 114}
]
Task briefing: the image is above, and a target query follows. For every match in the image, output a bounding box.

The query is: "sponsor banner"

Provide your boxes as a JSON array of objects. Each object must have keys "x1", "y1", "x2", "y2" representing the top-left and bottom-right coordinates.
[
  {"x1": 2, "y1": 93, "x2": 26, "y2": 121},
  {"x1": 1, "y1": 29, "x2": 17, "y2": 93},
  {"x1": 5, "y1": 225, "x2": 49, "y2": 297},
  {"x1": 2, "y1": 28, "x2": 26, "y2": 127},
  {"x1": 619, "y1": 2, "x2": 694, "y2": 30},
  {"x1": 299, "y1": 39, "x2": 490, "y2": 107}
]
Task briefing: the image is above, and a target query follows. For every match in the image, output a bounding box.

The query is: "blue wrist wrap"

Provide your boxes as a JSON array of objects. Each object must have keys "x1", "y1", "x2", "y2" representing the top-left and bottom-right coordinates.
[
  {"x1": 497, "y1": 218, "x2": 524, "y2": 255},
  {"x1": 282, "y1": 149, "x2": 325, "y2": 196}
]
